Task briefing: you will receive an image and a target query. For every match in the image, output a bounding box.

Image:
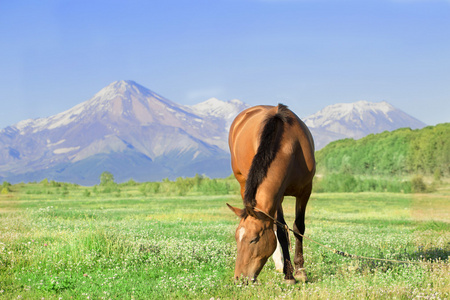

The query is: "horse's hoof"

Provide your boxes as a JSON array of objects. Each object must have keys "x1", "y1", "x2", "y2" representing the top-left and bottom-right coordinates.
[
  {"x1": 284, "y1": 278, "x2": 296, "y2": 285},
  {"x1": 294, "y1": 269, "x2": 308, "y2": 282}
]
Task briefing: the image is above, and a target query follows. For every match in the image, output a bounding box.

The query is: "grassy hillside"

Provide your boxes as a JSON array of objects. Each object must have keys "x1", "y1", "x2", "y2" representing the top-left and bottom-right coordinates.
[{"x1": 316, "y1": 123, "x2": 450, "y2": 177}]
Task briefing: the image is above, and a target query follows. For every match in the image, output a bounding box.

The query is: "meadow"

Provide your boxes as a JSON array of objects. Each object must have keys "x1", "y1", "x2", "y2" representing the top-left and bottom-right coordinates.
[{"x1": 0, "y1": 180, "x2": 449, "y2": 299}]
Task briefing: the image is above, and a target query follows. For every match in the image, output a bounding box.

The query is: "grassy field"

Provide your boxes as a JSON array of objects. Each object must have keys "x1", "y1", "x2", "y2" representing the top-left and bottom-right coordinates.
[{"x1": 0, "y1": 182, "x2": 449, "y2": 299}]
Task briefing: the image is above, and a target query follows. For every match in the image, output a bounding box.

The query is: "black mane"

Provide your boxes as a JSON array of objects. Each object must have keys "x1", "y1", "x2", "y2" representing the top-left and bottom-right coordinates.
[{"x1": 243, "y1": 104, "x2": 292, "y2": 211}]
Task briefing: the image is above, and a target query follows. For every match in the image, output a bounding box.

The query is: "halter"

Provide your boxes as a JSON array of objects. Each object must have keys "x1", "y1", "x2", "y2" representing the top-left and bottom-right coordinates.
[
  {"x1": 253, "y1": 207, "x2": 291, "y2": 249},
  {"x1": 253, "y1": 207, "x2": 289, "y2": 232}
]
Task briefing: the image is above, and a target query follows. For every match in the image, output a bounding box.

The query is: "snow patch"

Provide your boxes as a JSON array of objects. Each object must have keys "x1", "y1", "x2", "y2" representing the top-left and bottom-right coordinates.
[
  {"x1": 192, "y1": 150, "x2": 201, "y2": 160},
  {"x1": 15, "y1": 119, "x2": 35, "y2": 132},
  {"x1": 53, "y1": 146, "x2": 80, "y2": 154},
  {"x1": 47, "y1": 139, "x2": 66, "y2": 147}
]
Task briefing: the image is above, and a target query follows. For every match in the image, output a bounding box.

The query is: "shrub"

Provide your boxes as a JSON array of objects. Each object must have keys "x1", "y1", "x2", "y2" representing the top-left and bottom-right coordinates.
[
  {"x1": 102, "y1": 185, "x2": 120, "y2": 194},
  {"x1": 123, "y1": 179, "x2": 138, "y2": 186},
  {"x1": 61, "y1": 186, "x2": 69, "y2": 196},
  {"x1": 433, "y1": 167, "x2": 442, "y2": 183},
  {"x1": 148, "y1": 182, "x2": 161, "y2": 194},
  {"x1": 313, "y1": 173, "x2": 412, "y2": 193},
  {"x1": 411, "y1": 175, "x2": 427, "y2": 193},
  {"x1": 50, "y1": 180, "x2": 61, "y2": 187},
  {"x1": 198, "y1": 178, "x2": 230, "y2": 195}
]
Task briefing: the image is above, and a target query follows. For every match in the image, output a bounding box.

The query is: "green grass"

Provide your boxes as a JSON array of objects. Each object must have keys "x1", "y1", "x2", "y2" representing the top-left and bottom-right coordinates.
[{"x1": 1, "y1": 183, "x2": 449, "y2": 299}]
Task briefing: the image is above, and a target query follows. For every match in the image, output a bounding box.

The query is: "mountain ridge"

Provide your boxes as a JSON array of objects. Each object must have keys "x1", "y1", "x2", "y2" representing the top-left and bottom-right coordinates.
[
  {"x1": 305, "y1": 100, "x2": 426, "y2": 149},
  {"x1": 0, "y1": 81, "x2": 237, "y2": 184},
  {"x1": 0, "y1": 81, "x2": 426, "y2": 184}
]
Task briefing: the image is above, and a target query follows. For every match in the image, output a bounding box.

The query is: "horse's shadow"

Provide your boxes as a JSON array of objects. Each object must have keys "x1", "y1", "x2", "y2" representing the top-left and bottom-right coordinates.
[{"x1": 404, "y1": 244, "x2": 450, "y2": 263}]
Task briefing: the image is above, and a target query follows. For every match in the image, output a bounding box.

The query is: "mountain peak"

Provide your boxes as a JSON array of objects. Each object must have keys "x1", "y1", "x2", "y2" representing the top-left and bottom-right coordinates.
[
  {"x1": 317, "y1": 100, "x2": 394, "y2": 117},
  {"x1": 94, "y1": 80, "x2": 150, "y2": 100},
  {"x1": 191, "y1": 98, "x2": 247, "y2": 116},
  {"x1": 108, "y1": 80, "x2": 146, "y2": 91},
  {"x1": 304, "y1": 100, "x2": 397, "y2": 128},
  {"x1": 304, "y1": 100, "x2": 426, "y2": 149},
  {"x1": 189, "y1": 97, "x2": 249, "y2": 128},
  {"x1": 9, "y1": 80, "x2": 182, "y2": 135}
]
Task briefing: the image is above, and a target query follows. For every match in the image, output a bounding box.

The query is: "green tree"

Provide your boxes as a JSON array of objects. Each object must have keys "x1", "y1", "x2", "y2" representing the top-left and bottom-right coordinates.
[
  {"x1": 100, "y1": 171, "x2": 115, "y2": 186},
  {"x1": 2, "y1": 181, "x2": 11, "y2": 188},
  {"x1": 1, "y1": 182, "x2": 11, "y2": 194}
]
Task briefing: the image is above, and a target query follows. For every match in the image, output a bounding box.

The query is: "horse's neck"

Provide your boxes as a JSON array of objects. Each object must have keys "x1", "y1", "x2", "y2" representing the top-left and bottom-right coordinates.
[{"x1": 254, "y1": 189, "x2": 283, "y2": 217}]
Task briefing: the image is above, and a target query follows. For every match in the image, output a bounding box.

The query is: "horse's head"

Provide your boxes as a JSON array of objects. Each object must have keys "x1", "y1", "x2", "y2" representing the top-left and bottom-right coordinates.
[{"x1": 227, "y1": 203, "x2": 277, "y2": 282}]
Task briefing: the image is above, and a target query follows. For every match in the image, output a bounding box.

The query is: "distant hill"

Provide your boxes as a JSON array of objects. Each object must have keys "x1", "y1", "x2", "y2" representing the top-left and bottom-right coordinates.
[
  {"x1": 316, "y1": 123, "x2": 450, "y2": 176},
  {"x1": 305, "y1": 101, "x2": 426, "y2": 149}
]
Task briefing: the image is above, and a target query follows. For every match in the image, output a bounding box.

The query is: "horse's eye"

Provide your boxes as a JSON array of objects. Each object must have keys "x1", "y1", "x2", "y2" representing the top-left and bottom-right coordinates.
[{"x1": 250, "y1": 236, "x2": 260, "y2": 244}]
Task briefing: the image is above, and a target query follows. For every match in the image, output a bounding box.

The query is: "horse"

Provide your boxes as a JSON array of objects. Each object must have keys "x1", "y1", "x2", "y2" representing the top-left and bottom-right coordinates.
[{"x1": 227, "y1": 104, "x2": 315, "y2": 284}]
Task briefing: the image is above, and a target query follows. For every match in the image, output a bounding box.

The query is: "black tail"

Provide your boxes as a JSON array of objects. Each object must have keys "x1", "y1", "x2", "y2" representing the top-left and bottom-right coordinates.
[{"x1": 244, "y1": 104, "x2": 292, "y2": 208}]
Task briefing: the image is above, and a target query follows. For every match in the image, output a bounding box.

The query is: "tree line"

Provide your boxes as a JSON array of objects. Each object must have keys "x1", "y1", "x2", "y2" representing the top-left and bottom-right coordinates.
[{"x1": 2, "y1": 123, "x2": 447, "y2": 195}]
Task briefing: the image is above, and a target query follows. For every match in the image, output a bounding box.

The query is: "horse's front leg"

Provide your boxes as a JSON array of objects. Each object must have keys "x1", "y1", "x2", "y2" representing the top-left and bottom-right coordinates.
[
  {"x1": 276, "y1": 206, "x2": 296, "y2": 284},
  {"x1": 293, "y1": 183, "x2": 312, "y2": 282},
  {"x1": 272, "y1": 225, "x2": 284, "y2": 273}
]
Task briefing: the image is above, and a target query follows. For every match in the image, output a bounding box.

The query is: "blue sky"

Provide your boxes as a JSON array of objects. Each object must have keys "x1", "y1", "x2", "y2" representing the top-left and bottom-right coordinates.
[{"x1": 1, "y1": 0, "x2": 449, "y2": 128}]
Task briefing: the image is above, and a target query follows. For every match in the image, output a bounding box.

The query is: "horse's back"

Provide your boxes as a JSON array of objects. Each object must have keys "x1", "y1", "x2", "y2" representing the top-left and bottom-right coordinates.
[
  {"x1": 229, "y1": 106, "x2": 275, "y2": 178},
  {"x1": 229, "y1": 105, "x2": 273, "y2": 152},
  {"x1": 229, "y1": 105, "x2": 315, "y2": 196}
]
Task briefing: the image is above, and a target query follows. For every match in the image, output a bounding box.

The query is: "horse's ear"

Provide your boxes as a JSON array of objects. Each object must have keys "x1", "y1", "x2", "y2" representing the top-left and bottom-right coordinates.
[
  {"x1": 245, "y1": 205, "x2": 257, "y2": 218},
  {"x1": 226, "y1": 203, "x2": 244, "y2": 218}
]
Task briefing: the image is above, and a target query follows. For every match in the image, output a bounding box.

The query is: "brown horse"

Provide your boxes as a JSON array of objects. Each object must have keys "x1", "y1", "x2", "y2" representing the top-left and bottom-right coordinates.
[{"x1": 227, "y1": 104, "x2": 315, "y2": 283}]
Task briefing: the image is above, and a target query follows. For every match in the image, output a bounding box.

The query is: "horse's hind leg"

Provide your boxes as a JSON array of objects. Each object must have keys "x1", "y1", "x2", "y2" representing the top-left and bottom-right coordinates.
[
  {"x1": 293, "y1": 182, "x2": 312, "y2": 282},
  {"x1": 276, "y1": 205, "x2": 296, "y2": 284}
]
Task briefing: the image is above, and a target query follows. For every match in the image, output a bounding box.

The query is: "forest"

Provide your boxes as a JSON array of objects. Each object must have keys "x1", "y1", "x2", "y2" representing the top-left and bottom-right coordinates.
[
  {"x1": 316, "y1": 123, "x2": 450, "y2": 176},
  {"x1": 313, "y1": 123, "x2": 449, "y2": 193}
]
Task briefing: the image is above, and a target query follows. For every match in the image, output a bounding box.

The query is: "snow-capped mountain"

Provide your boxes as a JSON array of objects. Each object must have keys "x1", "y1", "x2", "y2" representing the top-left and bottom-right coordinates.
[
  {"x1": 189, "y1": 98, "x2": 249, "y2": 130},
  {"x1": 10, "y1": 81, "x2": 229, "y2": 153},
  {"x1": 305, "y1": 101, "x2": 426, "y2": 149},
  {"x1": 0, "y1": 81, "x2": 245, "y2": 184},
  {"x1": 0, "y1": 81, "x2": 426, "y2": 184}
]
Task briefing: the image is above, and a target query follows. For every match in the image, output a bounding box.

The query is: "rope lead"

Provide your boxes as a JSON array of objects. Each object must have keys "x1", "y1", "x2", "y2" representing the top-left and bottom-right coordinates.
[{"x1": 253, "y1": 207, "x2": 443, "y2": 266}]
